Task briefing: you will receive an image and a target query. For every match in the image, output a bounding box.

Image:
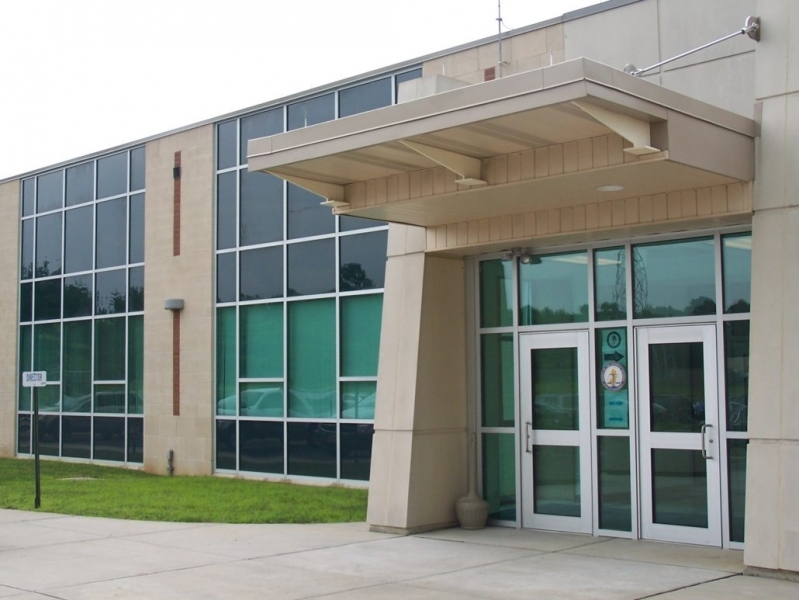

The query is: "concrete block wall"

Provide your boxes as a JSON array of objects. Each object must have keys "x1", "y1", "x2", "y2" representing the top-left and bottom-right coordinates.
[{"x1": 0, "y1": 180, "x2": 20, "y2": 458}]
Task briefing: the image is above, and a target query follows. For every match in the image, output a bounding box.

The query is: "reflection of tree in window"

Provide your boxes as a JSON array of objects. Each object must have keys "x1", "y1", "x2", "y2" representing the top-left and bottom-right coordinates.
[{"x1": 340, "y1": 262, "x2": 373, "y2": 292}]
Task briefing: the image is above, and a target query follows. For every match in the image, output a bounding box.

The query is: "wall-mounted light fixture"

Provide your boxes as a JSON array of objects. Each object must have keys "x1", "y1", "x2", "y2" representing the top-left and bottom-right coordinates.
[
  {"x1": 501, "y1": 247, "x2": 539, "y2": 264},
  {"x1": 164, "y1": 299, "x2": 184, "y2": 311}
]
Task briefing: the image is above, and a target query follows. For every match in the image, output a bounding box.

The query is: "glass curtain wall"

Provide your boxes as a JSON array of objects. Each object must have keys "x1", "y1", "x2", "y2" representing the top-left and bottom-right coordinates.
[
  {"x1": 214, "y1": 68, "x2": 420, "y2": 482},
  {"x1": 18, "y1": 148, "x2": 146, "y2": 463},
  {"x1": 477, "y1": 231, "x2": 751, "y2": 544}
]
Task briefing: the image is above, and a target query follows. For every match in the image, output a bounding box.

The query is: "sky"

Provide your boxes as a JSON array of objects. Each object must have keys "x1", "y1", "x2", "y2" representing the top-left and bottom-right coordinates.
[{"x1": 0, "y1": 0, "x2": 602, "y2": 181}]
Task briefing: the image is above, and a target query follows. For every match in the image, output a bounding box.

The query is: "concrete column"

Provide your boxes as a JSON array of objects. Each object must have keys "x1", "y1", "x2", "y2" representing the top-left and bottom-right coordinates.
[
  {"x1": 745, "y1": 0, "x2": 799, "y2": 575},
  {"x1": 0, "y1": 180, "x2": 20, "y2": 457},
  {"x1": 367, "y1": 224, "x2": 468, "y2": 533}
]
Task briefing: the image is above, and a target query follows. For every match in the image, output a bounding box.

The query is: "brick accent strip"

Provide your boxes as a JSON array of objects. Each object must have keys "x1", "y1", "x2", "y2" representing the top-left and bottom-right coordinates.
[
  {"x1": 173, "y1": 311, "x2": 180, "y2": 416},
  {"x1": 173, "y1": 151, "x2": 182, "y2": 257}
]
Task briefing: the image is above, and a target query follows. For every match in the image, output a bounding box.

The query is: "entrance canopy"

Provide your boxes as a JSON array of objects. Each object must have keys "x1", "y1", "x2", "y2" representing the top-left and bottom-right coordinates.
[{"x1": 248, "y1": 58, "x2": 756, "y2": 228}]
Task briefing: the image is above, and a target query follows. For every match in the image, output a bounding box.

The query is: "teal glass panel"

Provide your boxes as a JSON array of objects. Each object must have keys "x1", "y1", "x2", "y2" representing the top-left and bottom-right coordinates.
[
  {"x1": 651, "y1": 449, "x2": 708, "y2": 528},
  {"x1": 519, "y1": 251, "x2": 588, "y2": 325},
  {"x1": 594, "y1": 247, "x2": 626, "y2": 321},
  {"x1": 37, "y1": 384, "x2": 61, "y2": 412},
  {"x1": 288, "y1": 299, "x2": 335, "y2": 418},
  {"x1": 598, "y1": 436, "x2": 631, "y2": 531},
  {"x1": 725, "y1": 321, "x2": 749, "y2": 432},
  {"x1": 341, "y1": 381, "x2": 376, "y2": 419},
  {"x1": 596, "y1": 328, "x2": 629, "y2": 429},
  {"x1": 63, "y1": 320, "x2": 92, "y2": 412},
  {"x1": 128, "y1": 315, "x2": 143, "y2": 414},
  {"x1": 532, "y1": 347, "x2": 578, "y2": 431},
  {"x1": 94, "y1": 317, "x2": 125, "y2": 381},
  {"x1": 481, "y1": 333, "x2": 514, "y2": 427},
  {"x1": 722, "y1": 233, "x2": 751, "y2": 313},
  {"x1": 216, "y1": 307, "x2": 237, "y2": 416},
  {"x1": 34, "y1": 323, "x2": 60, "y2": 380},
  {"x1": 240, "y1": 382, "x2": 283, "y2": 417},
  {"x1": 533, "y1": 445, "x2": 580, "y2": 517},
  {"x1": 240, "y1": 303, "x2": 283, "y2": 378},
  {"x1": 728, "y1": 439, "x2": 748, "y2": 543},
  {"x1": 649, "y1": 342, "x2": 705, "y2": 433},
  {"x1": 482, "y1": 433, "x2": 516, "y2": 521},
  {"x1": 340, "y1": 295, "x2": 382, "y2": 377},
  {"x1": 19, "y1": 325, "x2": 31, "y2": 410},
  {"x1": 340, "y1": 423, "x2": 373, "y2": 481},
  {"x1": 480, "y1": 259, "x2": 513, "y2": 327},
  {"x1": 94, "y1": 384, "x2": 126, "y2": 413},
  {"x1": 633, "y1": 238, "x2": 716, "y2": 318}
]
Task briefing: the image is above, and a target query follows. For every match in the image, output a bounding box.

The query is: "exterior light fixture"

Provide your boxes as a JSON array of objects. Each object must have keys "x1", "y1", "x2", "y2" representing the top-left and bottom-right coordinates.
[
  {"x1": 164, "y1": 299, "x2": 184, "y2": 311},
  {"x1": 596, "y1": 185, "x2": 625, "y2": 192}
]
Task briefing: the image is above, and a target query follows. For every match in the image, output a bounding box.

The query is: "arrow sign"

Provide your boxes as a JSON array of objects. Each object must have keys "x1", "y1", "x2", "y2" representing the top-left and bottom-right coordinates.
[{"x1": 603, "y1": 351, "x2": 624, "y2": 362}]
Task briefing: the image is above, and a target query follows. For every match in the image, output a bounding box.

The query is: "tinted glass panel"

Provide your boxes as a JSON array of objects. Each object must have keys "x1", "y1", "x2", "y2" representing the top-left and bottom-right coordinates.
[
  {"x1": 217, "y1": 171, "x2": 237, "y2": 250},
  {"x1": 36, "y1": 213, "x2": 62, "y2": 276},
  {"x1": 240, "y1": 303, "x2": 283, "y2": 378},
  {"x1": 240, "y1": 383, "x2": 283, "y2": 417},
  {"x1": 38, "y1": 384, "x2": 61, "y2": 412},
  {"x1": 129, "y1": 193, "x2": 144, "y2": 263},
  {"x1": 130, "y1": 147, "x2": 146, "y2": 191},
  {"x1": 38, "y1": 414, "x2": 60, "y2": 455},
  {"x1": 129, "y1": 266, "x2": 144, "y2": 312},
  {"x1": 94, "y1": 383, "x2": 125, "y2": 413},
  {"x1": 339, "y1": 78, "x2": 391, "y2": 118},
  {"x1": 596, "y1": 328, "x2": 629, "y2": 429},
  {"x1": 595, "y1": 247, "x2": 626, "y2": 321},
  {"x1": 598, "y1": 436, "x2": 631, "y2": 531},
  {"x1": 64, "y1": 205, "x2": 93, "y2": 273},
  {"x1": 63, "y1": 320, "x2": 92, "y2": 412},
  {"x1": 725, "y1": 320, "x2": 749, "y2": 432},
  {"x1": 37, "y1": 171, "x2": 63, "y2": 212},
  {"x1": 652, "y1": 449, "x2": 708, "y2": 528},
  {"x1": 482, "y1": 433, "x2": 516, "y2": 521},
  {"x1": 217, "y1": 120, "x2": 238, "y2": 170},
  {"x1": 19, "y1": 326, "x2": 31, "y2": 410},
  {"x1": 288, "y1": 422, "x2": 336, "y2": 478},
  {"x1": 97, "y1": 153, "x2": 127, "y2": 199},
  {"x1": 339, "y1": 231, "x2": 387, "y2": 292},
  {"x1": 18, "y1": 415, "x2": 31, "y2": 454},
  {"x1": 287, "y1": 183, "x2": 334, "y2": 239},
  {"x1": 288, "y1": 93, "x2": 334, "y2": 130},
  {"x1": 22, "y1": 178, "x2": 35, "y2": 217},
  {"x1": 519, "y1": 251, "x2": 588, "y2": 325},
  {"x1": 633, "y1": 238, "x2": 716, "y2": 318},
  {"x1": 216, "y1": 252, "x2": 236, "y2": 303},
  {"x1": 216, "y1": 420, "x2": 237, "y2": 469},
  {"x1": 33, "y1": 323, "x2": 60, "y2": 379},
  {"x1": 128, "y1": 418, "x2": 143, "y2": 462},
  {"x1": 21, "y1": 219, "x2": 33, "y2": 279},
  {"x1": 532, "y1": 347, "x2": 578, "y2": 430},
  {"x1": 649, "y1": 342, "x2": 705, "y2": 433},
  {"x1": 480, "y1": 259, "x2": 513, "y2": 328},
  {"x1": 240, "y1": 170, "x2": 283, "y2": 246},
  {"x1": 96, "y1": 198, "x2": 127, "y2": 268},
  {"x1": 534, "y1": 445, "x2": 580, "y2": 517},
  {"x1": 93, "y1": 416, "x2": 125, "y2": 461},
  {"x1": 240, "y1": 108, "x2": 283, "y2": 164},
  {"x1": 340, "y1": 295, "x2": 382, "y2": 377},
  {"x1": 128, "y1": 315, "x2": 144, "y2": 414},
  {"x1": 340, "y1": 423, "x2": 373, "y2": 481},
  {"x1": 64, "y1": 275, "x2": 93, "y2": 318},
  {"x1": 240, "y1": 420, "x2": 284, "y2": 473},
  {"x1": 216, "y1": 308, "x2": 236, "y2": 415},
  {"x1": 66, "y1": 162, "x2": 94, "y2": 206},
  {"x1": 20, "y1": 282, "x2": 32, "y2": 322},
  {"x1": 288, "y1": 299, "x2": 335, "y2": 418},
  {"x1": 96, "y1": 269, "x2": 126, "y2": 315},
  {"x1": 728, "y1": 439, "x2": 747, "y2": 543},
  {"x1": 341, "y1": 381, "x2": 376, "y2": 420},
  {"x1": 288, "y1": 239, "x2": 335, "y2": 297},
  {"x1": 240, "y1": 246, "x2": 283, "y2": 301},
  {"x1": 395, "y1": 68, "x2": 423, "y2": 101},
  {"x1": 62, "y1": 416, "x2": 91, "y2": 458},
  {"x1": 481, "y1": 333, "x2": 514, "y2": 427},
  {"x1": 339, "y1": 215, "x2": 385, "y2": 232},
  {"x1": 722, "y1": 233, "x2": 751, "y2": 313},
  {"x1": 94, "y1": 317, "x2": 125, "y2": 381}
]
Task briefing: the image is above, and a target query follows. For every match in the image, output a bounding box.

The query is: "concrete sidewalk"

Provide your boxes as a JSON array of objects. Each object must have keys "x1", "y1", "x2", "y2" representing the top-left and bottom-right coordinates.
[{"x1": 0, "y1": 510, "x2": 797, "y2": 599}]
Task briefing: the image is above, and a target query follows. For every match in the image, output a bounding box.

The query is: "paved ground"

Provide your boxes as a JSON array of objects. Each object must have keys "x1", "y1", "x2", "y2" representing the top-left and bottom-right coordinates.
[{"x1": 1, "y1": 510, "x2": 798, "y2": 599}]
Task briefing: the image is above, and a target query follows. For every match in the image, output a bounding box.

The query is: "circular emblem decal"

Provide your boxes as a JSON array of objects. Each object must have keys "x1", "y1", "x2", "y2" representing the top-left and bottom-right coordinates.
[
  {"x1": 606, "y1": 331, "x2": 622, "y2": 349},
  {"x1": 601, "y1": 361, "x2": 626, "y2": 392}
]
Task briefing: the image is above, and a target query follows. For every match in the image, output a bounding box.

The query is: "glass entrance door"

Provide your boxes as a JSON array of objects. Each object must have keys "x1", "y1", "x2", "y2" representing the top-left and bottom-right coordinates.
[
  {"x1": 637, "y1": 325, "x2": 722, "y2": 546},
  {"x1": 520, "y1": 331, "x2": 592, "y2": 534}
]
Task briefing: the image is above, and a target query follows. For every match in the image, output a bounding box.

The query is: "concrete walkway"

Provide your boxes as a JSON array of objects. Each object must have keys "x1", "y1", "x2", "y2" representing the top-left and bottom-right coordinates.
[{"x1": 1, "y1": 510, "x2": 797, "y2": 599}]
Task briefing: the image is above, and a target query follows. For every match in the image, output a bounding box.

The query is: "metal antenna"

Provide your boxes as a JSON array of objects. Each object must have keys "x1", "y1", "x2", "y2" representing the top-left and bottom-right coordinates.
[{"x1": 497, "y1": 0, "x2": 504, "y2": 78}]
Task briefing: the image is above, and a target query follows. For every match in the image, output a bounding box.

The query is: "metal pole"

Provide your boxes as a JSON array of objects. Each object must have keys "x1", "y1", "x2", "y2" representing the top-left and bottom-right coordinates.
[
  {"x1": 33, "y1": 386, "x2": 40, "y2": 509},
  {"x1": 497, "y1": 0, "x2": 504, "y2": 78}
]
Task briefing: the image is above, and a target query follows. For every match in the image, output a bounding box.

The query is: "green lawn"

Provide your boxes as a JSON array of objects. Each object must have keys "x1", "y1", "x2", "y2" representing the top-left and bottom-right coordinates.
[{"x1": 0, "y1": 458, "x2": 367, "y2": 523}]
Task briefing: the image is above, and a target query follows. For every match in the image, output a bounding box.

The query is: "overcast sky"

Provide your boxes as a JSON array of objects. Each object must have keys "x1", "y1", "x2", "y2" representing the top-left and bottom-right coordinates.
[{"x1": 0, "y1": 0, "x2": 601, "y2": 181}]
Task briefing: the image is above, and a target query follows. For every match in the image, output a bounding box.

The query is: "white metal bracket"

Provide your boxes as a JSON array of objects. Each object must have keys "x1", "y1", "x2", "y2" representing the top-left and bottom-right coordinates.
[
  {"x1": 398, "y1": 140, "x2": 487, "y2": 187},
  {"x1": 572, "y1": 101, "x2": 660, "y2": 156},
  {"x1": 267, "y1": 171, "x2": 348, "y2": 207}
]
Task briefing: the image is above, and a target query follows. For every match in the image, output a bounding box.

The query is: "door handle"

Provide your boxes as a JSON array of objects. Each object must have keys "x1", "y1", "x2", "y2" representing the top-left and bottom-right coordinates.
[
  {"x1": 701, "y1": 424, "x2": 713, "y2": 459},
  {"x1": 525, "y1": 422, "x2": 533, "y2": 454}
]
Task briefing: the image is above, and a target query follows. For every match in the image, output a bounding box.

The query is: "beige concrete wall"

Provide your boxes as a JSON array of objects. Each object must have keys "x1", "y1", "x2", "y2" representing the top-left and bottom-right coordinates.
[
  {"x1": 0, "y1": 180, "x2": 20, "y2": 457},
  {"x1": 368, "y1": 224, "x2": 468, "y2": 532},
  {"x1": 143, "y1": 124, "x2": 215, "y2": 476},
  {"x1": 744, "y1": 0, "x2": 799, "y2": 575}
]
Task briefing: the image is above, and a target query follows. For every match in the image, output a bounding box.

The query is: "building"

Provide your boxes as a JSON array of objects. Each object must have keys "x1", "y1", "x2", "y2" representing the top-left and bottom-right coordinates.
[{"x1": 1, "y1": 0, "x2": 797, "y2": 579}]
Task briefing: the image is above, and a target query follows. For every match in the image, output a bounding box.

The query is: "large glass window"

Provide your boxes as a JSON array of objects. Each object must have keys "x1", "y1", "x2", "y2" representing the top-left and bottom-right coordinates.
[
  {"x1": 288, "y1": 93, "x2": 335, "y2": 130},
  {"x1": 64, "y1": 206, "x2": 93, "y2": 273},
  {"x1": 722, "y1": 233, "x2": 751, "y2": 313},
  {"x1": 240, "y1": 170, "x2": 283, "y2": 247},
  {"x1": 519, "y1": 251, "x2": 588, "y2": 325},
  {"x1": 339, "y1": 78, "x2": 391, "y2": 118},
  {"x1": 339, "y1": 231, "x2": 387, "y2": 292}
]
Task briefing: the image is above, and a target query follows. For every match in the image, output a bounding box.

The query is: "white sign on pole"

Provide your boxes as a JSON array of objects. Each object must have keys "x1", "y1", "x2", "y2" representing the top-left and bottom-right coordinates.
[{"x1": 22, "y1": 371, "x2": 47, "y2": 387}]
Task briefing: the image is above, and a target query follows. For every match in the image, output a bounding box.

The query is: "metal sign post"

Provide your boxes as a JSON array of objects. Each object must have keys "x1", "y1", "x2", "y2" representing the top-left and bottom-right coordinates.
[{"x1": 22, "y1": 371, "x2": 47, "y2": 509}]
